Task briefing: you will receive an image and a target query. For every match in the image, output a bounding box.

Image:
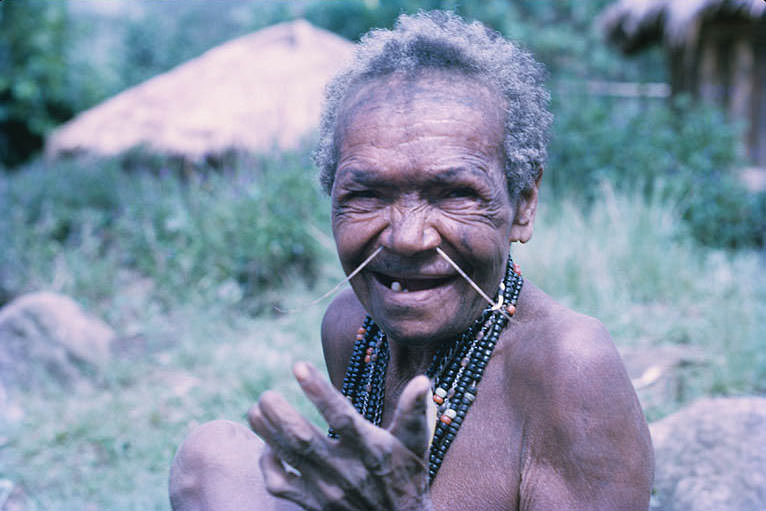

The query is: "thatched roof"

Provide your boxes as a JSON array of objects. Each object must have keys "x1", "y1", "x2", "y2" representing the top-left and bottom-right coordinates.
[
  {"x1": 601, "y1": 0, "x2": 766, "y2": 53},
  {"x1": 46, "y1": 19, "x2": 353, "y2": 159}
]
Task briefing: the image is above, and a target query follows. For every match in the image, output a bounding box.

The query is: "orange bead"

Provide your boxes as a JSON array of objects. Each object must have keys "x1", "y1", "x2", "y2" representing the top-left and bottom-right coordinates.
[
  {"x1": 364, "y1": 355, "x2": 371, "y2": 363},
  {"x1": 356, "y1": 334, "x2": 364, "y2": 340},
  {"x1": 357, "y1": 327, "x2": 366, "y2": 335},
  {"x1": 440, "y1": 415, "x2": 452, "y2": 425},
  {"x1": 513, "y1": 263, "x2": 522, "y2": 275},
  {"x1": 433, "y1": 395, "x2": 444, "y2": 405},
  {"x1": 505, "y1": 304, "x2": 516, "y2": 316}
]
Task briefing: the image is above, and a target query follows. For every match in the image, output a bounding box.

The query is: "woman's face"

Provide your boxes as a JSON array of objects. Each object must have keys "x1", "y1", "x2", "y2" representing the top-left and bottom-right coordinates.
[{"x1": 331, "y1": 72, "x2": 530, "y2": 346}]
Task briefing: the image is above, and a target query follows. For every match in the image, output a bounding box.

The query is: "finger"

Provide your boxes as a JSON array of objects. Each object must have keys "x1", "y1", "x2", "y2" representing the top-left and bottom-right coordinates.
[
  {"x1": 259, "y1": 446, "x2": 321, "y2": 511},
  {"x1": 252, "y1": 397, "x2": 366, "y2": 509},
  {"x1": 293, "y1": 361, "x2": 366, "y2": 437},
  {"x1": 248, "y1": 391, "x2": 326, "y2": 468},
  {"x1": 387, "y1": 375, "x2": 431, "y2": 458}
]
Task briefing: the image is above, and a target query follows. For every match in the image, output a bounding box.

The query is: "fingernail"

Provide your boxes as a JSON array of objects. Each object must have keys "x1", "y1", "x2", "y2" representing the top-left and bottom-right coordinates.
[
  {"x1": 247, "y1": 404, "x2": 261, "y2": 428},
  {"x1": 293, "y1": 361, "x2": 310, "y2": 381}
]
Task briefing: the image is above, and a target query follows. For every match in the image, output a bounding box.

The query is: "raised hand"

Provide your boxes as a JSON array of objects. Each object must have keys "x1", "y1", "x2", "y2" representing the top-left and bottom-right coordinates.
[{"x1": 248, "y1": 361, "x2": 434, "y2": 511}]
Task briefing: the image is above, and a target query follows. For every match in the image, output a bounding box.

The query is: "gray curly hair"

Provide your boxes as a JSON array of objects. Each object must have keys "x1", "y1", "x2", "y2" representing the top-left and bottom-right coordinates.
[{"x1": 314, "y1": 10, "x2": 552, "y2": 199}]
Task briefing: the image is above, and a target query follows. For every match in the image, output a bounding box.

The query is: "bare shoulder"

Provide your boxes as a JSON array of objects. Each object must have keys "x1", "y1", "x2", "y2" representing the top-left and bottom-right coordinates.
[
  {"x1": 321, "y1": 288, "x2": 367, "y2": 388},
  {"x1": 509, "y1": 281, "x2": 643, "y2": 423},
  {"x1": 508, "y1": 281, "x2": 628, "y2": 396},
  {"x1": 506, "y1": 282, "x2": 653, "y2": 510}
]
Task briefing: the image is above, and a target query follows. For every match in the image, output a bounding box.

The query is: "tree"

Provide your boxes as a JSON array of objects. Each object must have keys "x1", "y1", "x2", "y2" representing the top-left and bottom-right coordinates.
[{"x1": 0, "y1": 0, "x2": 73, "y2": 168}]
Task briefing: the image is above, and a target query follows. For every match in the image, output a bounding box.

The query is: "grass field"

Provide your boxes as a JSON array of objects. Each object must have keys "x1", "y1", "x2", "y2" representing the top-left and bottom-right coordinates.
[{"x1": 1, "y1": 180, "x2": 764, "y2": 510}]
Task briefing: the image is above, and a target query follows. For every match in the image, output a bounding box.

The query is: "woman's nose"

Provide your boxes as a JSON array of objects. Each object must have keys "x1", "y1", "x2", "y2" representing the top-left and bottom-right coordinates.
[{"x1": 383, "y1": 204, "x2": 441, "y2": 256}]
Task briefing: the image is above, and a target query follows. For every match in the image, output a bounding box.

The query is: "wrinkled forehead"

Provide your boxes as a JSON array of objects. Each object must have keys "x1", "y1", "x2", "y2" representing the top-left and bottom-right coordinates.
[{"x1": 335, "y1": 70, "x2": 506, "y2": 148}]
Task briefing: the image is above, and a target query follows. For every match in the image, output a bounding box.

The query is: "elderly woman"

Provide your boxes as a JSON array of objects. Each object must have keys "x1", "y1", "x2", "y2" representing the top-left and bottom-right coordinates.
[{"x1": 170, "y1": 11, "x2": 653, "y2": 511}]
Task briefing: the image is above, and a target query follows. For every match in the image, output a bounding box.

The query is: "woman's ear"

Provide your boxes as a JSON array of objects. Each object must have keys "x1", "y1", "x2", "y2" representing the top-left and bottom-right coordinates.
[{"x1": 509, "y1": 169, "x2": 542, "y2": 244}]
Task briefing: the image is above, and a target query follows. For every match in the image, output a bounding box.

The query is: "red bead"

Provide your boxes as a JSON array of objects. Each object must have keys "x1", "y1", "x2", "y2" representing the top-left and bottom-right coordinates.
[
  {"x1": 513, "y1": 263, "x2": 521, "y2": 275},
  {"x1": 440, "y1": 415, "x2": 452, "y2": 425},
  {"x1": 364, "y1": 355, "x2": 371, "y2": 363},
  {"x1": 433, "y1": 395, "x2": 444, "y2": 405},
  {"x1": 505, "y1": 304, "x2": 516, "y2": 316},
  {"x1": 357, "y1": 327, "x2": 366, "y2": 335}
]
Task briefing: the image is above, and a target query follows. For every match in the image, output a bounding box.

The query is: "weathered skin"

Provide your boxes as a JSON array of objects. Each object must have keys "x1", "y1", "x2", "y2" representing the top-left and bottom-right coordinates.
[{"x1": 169, "y1": 72, "x2": 653, "y2": 511}]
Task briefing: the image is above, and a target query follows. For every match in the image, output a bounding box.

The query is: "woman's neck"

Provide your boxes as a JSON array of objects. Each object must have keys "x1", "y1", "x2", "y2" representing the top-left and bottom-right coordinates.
[{"x1": 386, "y1": 339, "x2": 440, "y2": 384}]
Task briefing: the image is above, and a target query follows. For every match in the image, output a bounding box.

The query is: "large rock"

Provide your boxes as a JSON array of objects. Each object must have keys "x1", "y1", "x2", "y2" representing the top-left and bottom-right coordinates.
[
  {"x1": 0, "y1": 292, "x2": 115, "y2": 391},
  {"x1": 650, "y1": 397, "x2": 766, "y2": 511}
]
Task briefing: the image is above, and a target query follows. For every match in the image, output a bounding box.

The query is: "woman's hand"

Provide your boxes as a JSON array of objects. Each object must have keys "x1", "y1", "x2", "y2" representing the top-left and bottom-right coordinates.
[{"x1": 248, "y1": 361, "x2": 433, "y2": 511}]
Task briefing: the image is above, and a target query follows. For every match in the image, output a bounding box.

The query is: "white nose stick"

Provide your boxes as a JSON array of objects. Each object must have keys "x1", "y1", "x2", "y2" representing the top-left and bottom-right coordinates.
[{"x1": 391, "y1": 281, "x2": 403, "y2": 292}]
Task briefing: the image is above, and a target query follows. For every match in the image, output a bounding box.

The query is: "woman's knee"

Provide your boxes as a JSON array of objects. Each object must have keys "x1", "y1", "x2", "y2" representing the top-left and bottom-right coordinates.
[{"x1": 169, "y1": 420, "x2": 264, "y2": 511}]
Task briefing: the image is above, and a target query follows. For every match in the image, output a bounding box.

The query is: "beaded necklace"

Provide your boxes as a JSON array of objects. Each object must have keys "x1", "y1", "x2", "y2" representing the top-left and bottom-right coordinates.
[{"x1": 331, "y1": 255, "x2": 523, "y2": 484}]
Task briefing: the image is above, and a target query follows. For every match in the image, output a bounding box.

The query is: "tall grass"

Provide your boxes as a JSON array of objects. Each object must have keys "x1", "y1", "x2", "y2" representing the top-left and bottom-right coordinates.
[
  {"x1": 516, "y1": 184, "x2": 766, "y2": 415},
  {"x1": 0, "y1": 150, "x2": 325, "y2": 316}
]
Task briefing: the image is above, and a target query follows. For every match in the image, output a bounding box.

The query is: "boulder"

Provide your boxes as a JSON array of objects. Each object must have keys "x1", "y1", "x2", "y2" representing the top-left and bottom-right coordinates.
[
  {"x1": 0, "y1": 292, "x2": 115, "y2": 391},
  {"x1": 650, "y1": 397, "x2": 766, "y2": 511}
]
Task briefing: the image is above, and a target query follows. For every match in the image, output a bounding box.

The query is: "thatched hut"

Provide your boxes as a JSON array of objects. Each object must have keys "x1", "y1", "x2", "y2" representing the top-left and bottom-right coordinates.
[
  {"x1": 46, "y1": 19, "x2": 353, "y2": 160},
  {"x1": 601, "y1": 0, "x2": 766, "y2": 167}
]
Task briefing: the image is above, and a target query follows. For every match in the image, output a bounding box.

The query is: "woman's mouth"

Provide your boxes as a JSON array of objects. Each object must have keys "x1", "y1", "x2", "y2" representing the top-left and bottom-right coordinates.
[{"x1": 372, "y1": 272, "x2": 456, "y2": 292}]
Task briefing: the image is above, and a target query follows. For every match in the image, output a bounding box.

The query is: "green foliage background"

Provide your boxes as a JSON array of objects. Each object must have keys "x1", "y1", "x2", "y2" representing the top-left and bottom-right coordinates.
[
  {"x1": 2, "y1": 0, "x2": 762, "y2": 246},
  {"x1": 0, "y1": 148, "x2": 323, "y2": 311},
  {"x1": 1, "y1": 0, "x2": 653, "y2": 167},
  {"x1": 0, "y1": 0, "x2": 72, "y2": 166}
]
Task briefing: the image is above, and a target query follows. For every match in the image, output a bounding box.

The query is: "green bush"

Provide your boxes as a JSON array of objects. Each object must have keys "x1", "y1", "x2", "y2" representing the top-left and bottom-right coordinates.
[
  {"x1": 0, "y1": 149, "x2": 324, "y2": 310},
  {"x1": 547, "y1": 90, "x2": 765, "y2": 248},
  {"x1": 0, "y1": 0, "x2": 72, "y2": 167},
  {"x1": 681, "y1": 173, "x2": 766, "y2": 248}
]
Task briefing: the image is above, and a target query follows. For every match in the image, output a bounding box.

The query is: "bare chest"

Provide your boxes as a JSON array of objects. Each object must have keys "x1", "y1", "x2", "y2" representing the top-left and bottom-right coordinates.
[
  {"x1": 375, "y1": 329, "x2": 531, "y2": 510},
  {"x1": 427, "y1": 375, "x2": 523, "y2": 511}
]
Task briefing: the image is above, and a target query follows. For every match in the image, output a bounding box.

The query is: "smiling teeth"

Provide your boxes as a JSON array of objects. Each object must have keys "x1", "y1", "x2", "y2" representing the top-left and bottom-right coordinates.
[{"x1": 391, "y1": 281, "x2": 407, "y2": 292}]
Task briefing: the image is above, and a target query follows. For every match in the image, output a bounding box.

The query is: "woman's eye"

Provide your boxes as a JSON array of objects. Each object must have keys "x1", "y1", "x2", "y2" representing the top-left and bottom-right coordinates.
[
  {"x1": 353, "y1": 190, "x2": 379, "y2": 199},
  {"x1": 444, "y1": 187, "x2": 476, "y2": 199}
]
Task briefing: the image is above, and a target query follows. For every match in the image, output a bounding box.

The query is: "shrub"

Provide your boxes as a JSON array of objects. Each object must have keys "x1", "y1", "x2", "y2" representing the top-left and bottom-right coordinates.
[
  {"x1": 547, "y1": 90, "x2": 764, "y2": 248},
  {"x1": 0, "y1": 149, "x2": 324, "y2": 310}
]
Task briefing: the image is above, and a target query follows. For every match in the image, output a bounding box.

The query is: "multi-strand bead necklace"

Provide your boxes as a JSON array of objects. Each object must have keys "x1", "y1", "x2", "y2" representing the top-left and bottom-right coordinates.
[{"x1": 331, "y1": 255, "x2": 523, "y2": 484}]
